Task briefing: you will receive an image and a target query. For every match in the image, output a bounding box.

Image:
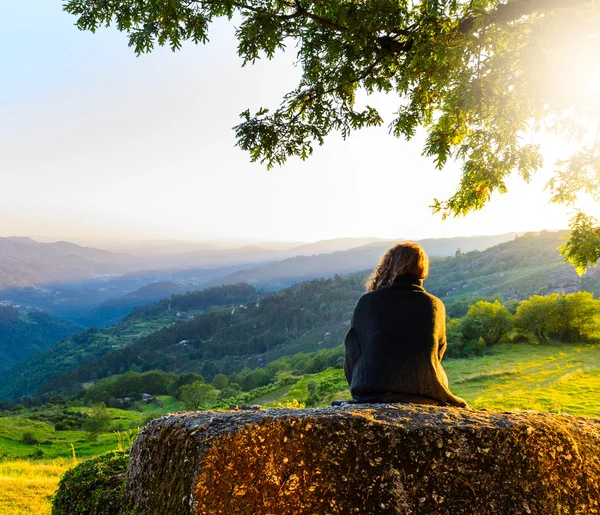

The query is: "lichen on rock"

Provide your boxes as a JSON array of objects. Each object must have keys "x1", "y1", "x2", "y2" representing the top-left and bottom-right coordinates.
[{"x1": 126, "y1": 405, "x2": 600, "y2": 514}]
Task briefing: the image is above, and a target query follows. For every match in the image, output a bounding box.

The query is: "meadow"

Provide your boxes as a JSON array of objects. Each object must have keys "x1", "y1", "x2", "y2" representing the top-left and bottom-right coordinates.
[
  {"x1": 2, "y1": 342, "x2": 600, "y2": 514},
  {"x1": 285, "y1": 342, "x2": 600, "y2": 417},
  {"x1": 0, "y1": 458, "x2": 73, "y2": 515}
]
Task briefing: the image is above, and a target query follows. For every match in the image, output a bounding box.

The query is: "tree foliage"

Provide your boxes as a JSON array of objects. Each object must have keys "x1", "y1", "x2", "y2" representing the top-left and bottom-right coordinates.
[
  {"x1": 63, "y1": 0, "x2": 600, "y2": 270},
  {"x1": 515, "y1": 292, "x2": 600, "y2": 343},
  {"x1": 180, "y1": 381, "x2": 219, "y2": 410},
  {"x1": 459, "y1": 300, "x2": 513, "y2": 346},
  {"x1": 83, "y1": 402, "x2": 112, "y2": 441}
]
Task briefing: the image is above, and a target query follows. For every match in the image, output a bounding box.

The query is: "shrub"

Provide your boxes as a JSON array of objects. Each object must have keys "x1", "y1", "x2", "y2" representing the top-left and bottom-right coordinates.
[
  {"x1": 28, "y1": 448, "x2": 45, "y2": 460},
  {"x1": 459, "y1": 300, "x2": 513, "y2": 346},
  {"x1": 446, "y1": 319, "x2": 487, "y2": 359},
  {"x1": 22, "y1": 431, "x2": 39, "y2": 445},
  {"x1": 515, "y1": 292, "x2": 600, "y2": 343},
  {"x1": 52, "y1": 450, "x2": 130, "y2": 515}
]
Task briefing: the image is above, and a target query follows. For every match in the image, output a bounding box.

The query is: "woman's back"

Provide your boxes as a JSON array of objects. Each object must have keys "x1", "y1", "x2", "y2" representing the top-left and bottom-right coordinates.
[{"x1": 344, "y1": 242, "x2": 467, "y2": 407}]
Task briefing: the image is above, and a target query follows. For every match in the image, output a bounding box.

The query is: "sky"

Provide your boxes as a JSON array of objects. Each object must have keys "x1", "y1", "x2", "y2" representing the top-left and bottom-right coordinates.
[{"x1": 0, "y1": 2, "x2": 593, "y2": 244}]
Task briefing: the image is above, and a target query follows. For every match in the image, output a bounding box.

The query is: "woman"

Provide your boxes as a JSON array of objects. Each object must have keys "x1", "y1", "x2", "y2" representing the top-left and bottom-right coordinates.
[{"x1": 344, "y1": 242, "x2": 467, "y2": 407}]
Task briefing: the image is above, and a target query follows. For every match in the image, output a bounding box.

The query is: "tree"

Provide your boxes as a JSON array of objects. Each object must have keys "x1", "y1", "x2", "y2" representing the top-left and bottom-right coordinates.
[
  {"x1": 460, "y1": 300, "x2": 513, "y2": 345},
  {"x1": 83, "y1": 402, "x2": 112, "y2": 441},
  {"x1": 212, "y1": 374, "x2": 230, "y2": 390},
  {"x1": 515, "y1": 292, "x2": 600, "y2": 343},
  {"x1": 168, "y1": 372, "x2": 205, "y2": 397},
  {"x1": 180, "y1": 382, "x2": 219, "y2": 410},
  {"x1": 64, "y1": 0, "x2": 600, "y2": 270}
]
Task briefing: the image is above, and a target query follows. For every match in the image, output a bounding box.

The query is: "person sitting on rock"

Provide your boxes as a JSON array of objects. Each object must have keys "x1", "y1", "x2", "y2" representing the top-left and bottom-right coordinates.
[{"x1": 343, "y1": 241, "x2": 468, "y2": 407}]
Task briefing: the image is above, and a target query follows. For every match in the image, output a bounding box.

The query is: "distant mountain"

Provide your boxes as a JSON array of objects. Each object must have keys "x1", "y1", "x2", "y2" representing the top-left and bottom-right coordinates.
[
  {"x1": 284, "y1": 237, "x2": 389, "y2": 256},
  {"x1": 206, "y1": 233, "x2": 519, "y2": 289},
  {"x1": 0, "y1": 237, "x2": 138, "y2": 288},
  {"x1": 1, "y1": 230, "x2": 593, "y2": 401},
  {"x1": 0, "y1": 305, "x2": 83, "y2": 372},
  {"x1": 146, "y1": 237, "x2": 394, "y2": 269},
  {"x1": 52, "y1": 237, "x2": 305, "y2": 255}
]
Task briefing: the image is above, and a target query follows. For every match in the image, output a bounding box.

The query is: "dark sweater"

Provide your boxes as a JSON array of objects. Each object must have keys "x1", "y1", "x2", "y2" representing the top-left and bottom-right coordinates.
[{"x1": 344, "y1": 275, "x2": 467, "y2": 407}]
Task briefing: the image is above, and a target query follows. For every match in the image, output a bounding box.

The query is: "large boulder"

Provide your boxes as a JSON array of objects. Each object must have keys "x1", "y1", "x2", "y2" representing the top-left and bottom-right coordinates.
[{"x1": 127, "y1": 405, "x2": 600, "y2": 514}]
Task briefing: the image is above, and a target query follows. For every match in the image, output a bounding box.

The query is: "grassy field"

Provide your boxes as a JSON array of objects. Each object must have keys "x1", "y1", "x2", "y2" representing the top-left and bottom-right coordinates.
[
  {"x1": 3, "y1": 343, "x2": 600, "y2": 514},
  {"x1": 0, "y1": 458, "x2": 74, "y2": 515},
  {"x1": 446, "y1": 343, "x2": 600, "y2": 416},
  {"x1": 0, "y1": 396, "x2": 183, "y2": 461},
  {"x1": 0, "y1": 395, "x2": 185, "y2": 514},
  {"x1": 258, "y1": 343, "x2": 600, "y2": 417}
]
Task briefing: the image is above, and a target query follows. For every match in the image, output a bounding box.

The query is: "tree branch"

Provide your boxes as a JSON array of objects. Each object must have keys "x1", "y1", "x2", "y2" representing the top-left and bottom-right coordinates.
[
  {"x1": 459, "y1": 0, "x2": 592, "y2": 34},
  {"x1": 225, "y1": 1, "x2": 347, "y2": 31}
]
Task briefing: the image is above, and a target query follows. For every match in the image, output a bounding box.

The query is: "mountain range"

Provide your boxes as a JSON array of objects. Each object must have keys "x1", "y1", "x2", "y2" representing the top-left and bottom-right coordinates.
[
  {"x1": 0, "y1": 237, "x2": 135, "y2": 288},
  {"x1": 0, "y1": 233, "x2": 517, "y2": 323},
  {"x1": 0, "y1": 230, "x2": 592, "y2": 402},
  {"x1": 205, "y1": 233, "x2": 519, "y2": 289}
]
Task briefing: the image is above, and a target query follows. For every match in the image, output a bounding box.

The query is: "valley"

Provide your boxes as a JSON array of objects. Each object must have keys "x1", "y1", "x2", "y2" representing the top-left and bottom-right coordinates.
[{"x1": 2, "y1": 230, "x2": 600, "y2": 514}]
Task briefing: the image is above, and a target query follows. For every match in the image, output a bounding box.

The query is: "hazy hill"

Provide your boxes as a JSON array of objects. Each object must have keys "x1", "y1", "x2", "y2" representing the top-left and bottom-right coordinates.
[
  {"x1": 206, "y1": 233, "x2": 519, "y2": 289},
  {"x1": 0, "y1": 305, "x2": 83, "y2": 372},
  {"x1": 137, "y1": 237, "x2": 395, "y2": 269},
  {"x1": 0, "y1": 237, "x2": 137, "y2": 288},
  {"x1": 0, "y1": 233, "x2": 514, "y2": 322},
  {"x1": 2, "y1": 230, "x2": 592, "y2": 401}
]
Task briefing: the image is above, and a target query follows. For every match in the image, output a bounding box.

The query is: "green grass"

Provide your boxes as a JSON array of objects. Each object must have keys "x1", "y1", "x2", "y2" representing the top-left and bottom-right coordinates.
[
  {"x1": 0, "y1": 395, "x2": 186, "y2": 462},
  {"x1": 445, "y1": 343, "x2": 600, "y2": 416},
  {"x1": 253, "y1": 343, "x2": 600, "y2": 418},
  {"x1": 138, "y1": 395, "x2": 183, "y2": 416},
  {"x1": 250, "y1": 385, "x2": 295, "y2": 405},
  {"x1": 3, "y1": 342, "x2": 600, "y2": 513}
]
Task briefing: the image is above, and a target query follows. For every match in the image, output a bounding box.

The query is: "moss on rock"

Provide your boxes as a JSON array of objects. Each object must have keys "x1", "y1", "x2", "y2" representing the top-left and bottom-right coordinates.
[
  {"x1": 126, "y1": 405, "x2": 600, "y2": 514},
  {"x1": 52, "y1": 450, "x2": 130, "y2": 515}
]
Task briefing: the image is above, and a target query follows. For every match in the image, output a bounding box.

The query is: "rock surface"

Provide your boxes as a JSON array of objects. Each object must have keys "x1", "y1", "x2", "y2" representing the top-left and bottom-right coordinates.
[{"x1": 127, "y1": 405, "x2": 600, "y2": 514}]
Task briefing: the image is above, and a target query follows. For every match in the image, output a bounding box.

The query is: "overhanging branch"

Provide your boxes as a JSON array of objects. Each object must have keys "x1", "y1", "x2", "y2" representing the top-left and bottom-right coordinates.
[{"x1": 459, "y1": 0, "x2": 593, "y2": 34}]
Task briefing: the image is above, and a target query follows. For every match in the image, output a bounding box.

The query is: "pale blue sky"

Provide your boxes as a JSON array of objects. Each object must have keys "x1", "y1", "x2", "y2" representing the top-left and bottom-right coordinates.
[{"x1": 0, "y1": 2, "x2": 582, "y2": 243}]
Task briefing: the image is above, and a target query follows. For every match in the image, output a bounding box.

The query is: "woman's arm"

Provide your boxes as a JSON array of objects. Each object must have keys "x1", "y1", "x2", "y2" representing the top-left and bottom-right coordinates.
[{"x1": 343, "y1": 315, "x2": 360, "y2": 386}]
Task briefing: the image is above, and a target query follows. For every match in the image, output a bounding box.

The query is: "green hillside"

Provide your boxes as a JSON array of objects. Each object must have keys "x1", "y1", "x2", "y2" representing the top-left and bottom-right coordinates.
[
  {"x1": 427, "y1": 231, "x2": 598, "y2": 301},
  {"x1": 36, "y1": 276, "x2": 364, "y2": 399},
  {"x1": 0, "y1": 284, "x2": 257, "y2": 400},
  {"x1": 0, "y1": 306, "x2": 83, "y2": 373},
  {"x1": 3, "y1": 231, "x2": 598, "y2": 403},
  {"x1": 2, "y1": 343, "x2": 600, "y2": 463}
]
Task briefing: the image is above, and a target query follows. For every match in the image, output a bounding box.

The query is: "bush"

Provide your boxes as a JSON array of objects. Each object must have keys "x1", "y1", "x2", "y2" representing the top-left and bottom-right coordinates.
[
  {"x1": 515, "y1": 292, "x2": 600, "y2": 343},
  {"x1": 52, "y1": 450, "x2": 130, "y2": 515},
  {"x1": 22, "y1": 431, "x2": 39, "y2": 445},
  {"x1": 459, "y1": 300, "x2": 513, "y2": 346},
  {"x1": 446, "y1": 319, "x2": 487, "y2": 359},
  {"x1": 446, "y1": 337, "x2": 487, "y2": 359}
]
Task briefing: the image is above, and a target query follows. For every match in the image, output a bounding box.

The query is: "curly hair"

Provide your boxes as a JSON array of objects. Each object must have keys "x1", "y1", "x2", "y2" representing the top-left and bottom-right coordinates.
[{"x1": 366, "y1": 242, "x2": 429, "y2": 291}]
